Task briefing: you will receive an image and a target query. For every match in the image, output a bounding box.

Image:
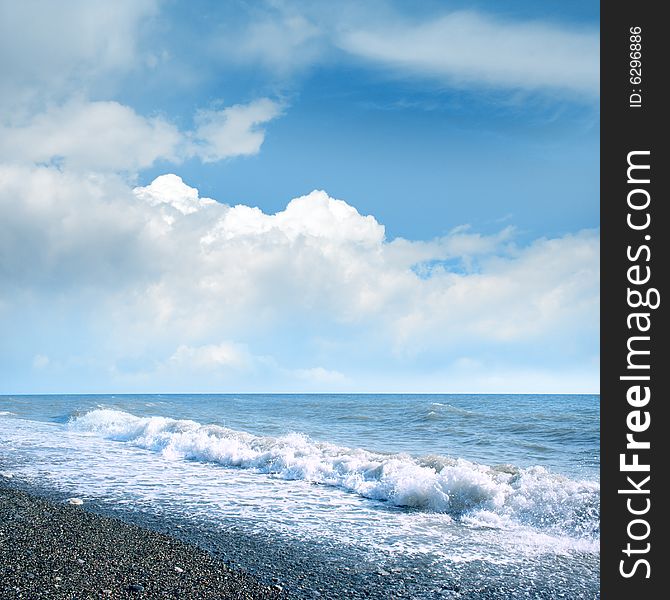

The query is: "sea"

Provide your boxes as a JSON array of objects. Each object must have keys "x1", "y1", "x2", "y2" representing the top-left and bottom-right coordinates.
[{"x1": 0, "y1": 394, "x2": 599, "y2": 598}]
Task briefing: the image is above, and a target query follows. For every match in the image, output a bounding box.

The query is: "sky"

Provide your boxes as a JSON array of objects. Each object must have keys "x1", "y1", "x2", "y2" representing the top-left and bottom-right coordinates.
[{"x1": 0, "y1": 0, "x2": 600, "y2": 394}]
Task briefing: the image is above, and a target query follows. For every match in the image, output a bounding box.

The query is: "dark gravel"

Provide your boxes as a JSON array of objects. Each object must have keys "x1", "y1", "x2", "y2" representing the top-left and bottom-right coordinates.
[
  {"x1": 0, "y1": 477, "x2": 599, "y2": 599},
  {"x1": 0, "y1": 483, "x2": 283, "y2": 599}
]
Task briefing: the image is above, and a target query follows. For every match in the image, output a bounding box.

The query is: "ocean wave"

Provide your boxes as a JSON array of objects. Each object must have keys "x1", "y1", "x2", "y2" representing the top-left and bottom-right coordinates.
[
  {"x1": 69, "y1": 409, "x2": 599, "y2": 539},
  {"x1": 430, "y1": 402, "x2": 476, "y2": 416},
  {"x1": 408, "y1": 402, "x2": 480, "y2": 424}
]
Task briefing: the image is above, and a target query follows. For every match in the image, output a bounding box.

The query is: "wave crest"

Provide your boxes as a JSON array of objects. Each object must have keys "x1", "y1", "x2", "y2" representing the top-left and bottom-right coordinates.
[{"x1": 70, "y1": 408, "x2": 599, "y2": 538}]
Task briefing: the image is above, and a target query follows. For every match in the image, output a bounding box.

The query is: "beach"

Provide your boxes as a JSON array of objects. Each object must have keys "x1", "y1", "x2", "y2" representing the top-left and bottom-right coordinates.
[
  {"x1": 0, "y1": 395, "x2": 600, "y2": 598},
  {"x1": 0, "y1": 478, "x2": 471, "y2": 599},
  {"x1": 0, "y1": 481, "x2": 285, "y2": 599}
]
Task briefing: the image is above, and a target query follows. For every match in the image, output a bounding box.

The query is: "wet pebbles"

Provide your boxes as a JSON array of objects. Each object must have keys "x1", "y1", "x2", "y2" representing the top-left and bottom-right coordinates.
[{"x1": 0, "y1": 484, "x2": 282, "y2": 599}]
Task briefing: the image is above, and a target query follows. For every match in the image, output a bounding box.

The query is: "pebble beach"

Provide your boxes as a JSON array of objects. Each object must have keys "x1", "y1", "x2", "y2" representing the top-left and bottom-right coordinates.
[
  {"x1": 0, "y1": 394, "x2": 601, "y2": 599},
  {"x1": 0, "y1": 481, "x2": 283, "y2": 600}
]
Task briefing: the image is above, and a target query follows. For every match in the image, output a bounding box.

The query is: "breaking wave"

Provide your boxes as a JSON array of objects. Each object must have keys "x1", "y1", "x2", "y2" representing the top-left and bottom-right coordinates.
[{"x1": 69, "y1": 409, "x2": 599, "y2": 540}]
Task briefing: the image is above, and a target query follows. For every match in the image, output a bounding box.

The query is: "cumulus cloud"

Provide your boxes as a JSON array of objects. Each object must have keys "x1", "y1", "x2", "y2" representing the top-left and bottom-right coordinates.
[
  {"x1": 0, "y1": 2, "x2": 599, "y2": 393},
  {"x1": 134, "y1": 174, "x2": 218, "y2": 216},
  {"x1": 339, "y1": 11, "x2": 599, "y2": 96},
  {"x1": 197, "y1": 187, "x2": 385, "y2": 246},
  {"x1": 0, "y1": 169, "x2": 599, "y2": 391},
  {"x1": 0, "y1": 164, "x2": 157, "y2": 289}
]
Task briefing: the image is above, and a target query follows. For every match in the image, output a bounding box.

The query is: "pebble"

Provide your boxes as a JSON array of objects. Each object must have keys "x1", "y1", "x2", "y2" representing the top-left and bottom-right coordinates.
[
  {"x1": 1, "y1": 486, "x2": 283, "y2": 600},
  {"x1": 67, "y1": 497, "x2": 84, "y2": 506},
  {"x1": 5, "y1": 483, "x2": 505, "y2": 600}
]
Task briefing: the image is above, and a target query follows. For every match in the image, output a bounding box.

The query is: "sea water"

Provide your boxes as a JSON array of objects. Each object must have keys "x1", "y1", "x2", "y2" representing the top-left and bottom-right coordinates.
[{"x1": 0, "y1": 394, "x2": 599, "y2": 597}]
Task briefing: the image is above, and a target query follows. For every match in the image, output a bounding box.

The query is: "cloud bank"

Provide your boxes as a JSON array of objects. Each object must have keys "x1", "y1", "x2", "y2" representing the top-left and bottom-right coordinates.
[
  {"x1": 0, "y1": 0, "x2": 158, "y2": 110},
  {"x1": 0, "y1": 1, "x2": 599, "y2": 393},
  {"x1": 0, "y1": 168, "x2": 599, "y2": 392}
]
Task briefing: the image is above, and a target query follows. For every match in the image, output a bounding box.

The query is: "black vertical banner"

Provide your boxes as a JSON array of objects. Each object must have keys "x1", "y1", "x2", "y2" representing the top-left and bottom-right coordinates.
[{"x1": 601, "y1": 1, "x2": 668, "y2": 597}]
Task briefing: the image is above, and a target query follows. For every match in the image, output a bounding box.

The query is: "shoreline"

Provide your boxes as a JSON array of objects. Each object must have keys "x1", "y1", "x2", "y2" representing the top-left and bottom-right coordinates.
[
  {"x1": 0, "y1": 461, "x2": 598, "y2": 599},
  {"x1": 0, "y1": 480, "x2": 284, "y2": 599},
  {"x1": 1, "y1": 477, "x2": 465, "y2": 599}
]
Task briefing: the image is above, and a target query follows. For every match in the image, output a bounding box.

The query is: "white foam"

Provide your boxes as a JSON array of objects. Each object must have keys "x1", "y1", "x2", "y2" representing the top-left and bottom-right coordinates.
[{"x1": 69, "y1": 409, "x2": 599, "y2": 539}]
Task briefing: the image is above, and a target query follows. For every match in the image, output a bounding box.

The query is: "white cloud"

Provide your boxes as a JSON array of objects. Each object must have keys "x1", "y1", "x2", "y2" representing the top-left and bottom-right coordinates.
[
  {"x1": 0, "y1": 164, "x2": 157, "y2": 289},
  {"x1": 0, "y1": 2, "x2": 599, "y2": 393},
  {"x1": 210, "y1": 4, "x2": 598, "y2": 98},
  {"x1": 201, "y1": 188, "x2": 384, "y2": 245},
  {"x1": 226, "y1": 13, "x2": 325, "y2": 74},
  {"x1": 0, "y1": 101, "x2": 182, "y2": 172},
  {"x1": 339, "y1": 11, "x2": 599, "y2": 96},
  {"x1": 189, "y1": 99, "x2": 284, "y2": 162},
  {"x1": 134, "y1": 174, "x2": 218, "y2": 216},
  {"x1": 0, "y1": 170, "x2": 599, "y2": 392},
  {"x1": 392, "y1": 230, "x2": 599, "y2": 352},
  {"x1": 0, "y1": 98, "x2": 283, "y2": 172},
  {"x1": 0, "y1": 0, "x2": 158, "y2": 110}
]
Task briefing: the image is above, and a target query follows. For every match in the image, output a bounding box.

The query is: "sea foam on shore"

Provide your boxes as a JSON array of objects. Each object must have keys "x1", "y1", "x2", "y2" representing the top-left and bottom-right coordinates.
[
  {"x1": 0, "y1": 394, "x2": 600, "y2": 598},
  {"x1": 69, "y1": 408, "x2": 599, "y2": 540}
]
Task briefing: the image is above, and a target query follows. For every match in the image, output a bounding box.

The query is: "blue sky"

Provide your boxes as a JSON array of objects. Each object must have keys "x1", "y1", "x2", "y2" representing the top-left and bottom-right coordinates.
[
  {"x1": 132, "y1": 0, "x2": 599, "y2": 241},
  {"x1": 0, "y1": 0, "x2": 599, "y2": 393}
]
